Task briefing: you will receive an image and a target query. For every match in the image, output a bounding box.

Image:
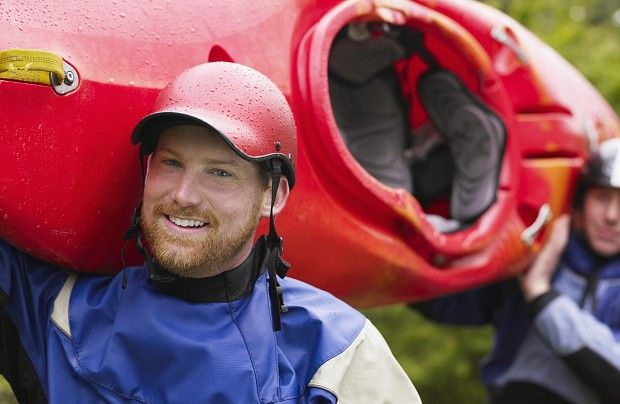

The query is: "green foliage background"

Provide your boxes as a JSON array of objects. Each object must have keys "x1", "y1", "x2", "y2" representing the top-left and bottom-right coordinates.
[{"x1": 0, "y1": 1, "x2": 618, "y2": 403}]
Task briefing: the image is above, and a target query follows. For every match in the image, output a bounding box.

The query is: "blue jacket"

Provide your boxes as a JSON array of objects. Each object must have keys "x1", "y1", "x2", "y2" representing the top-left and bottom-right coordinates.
[
  {"x1": 415, "y1": 233, "x2": 620, "y2": 403},
  {"x1": 0, "y1": 238, "x2": 419, "y2": 403}
]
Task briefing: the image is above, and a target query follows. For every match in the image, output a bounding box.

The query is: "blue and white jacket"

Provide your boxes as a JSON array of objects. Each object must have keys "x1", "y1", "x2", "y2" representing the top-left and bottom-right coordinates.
[
  {"x1": 415, "y1": 233, "x2": 620, "y2": 404},
  {"x1": 0, "y1": 238, "x2": 419, "y2": 403}
]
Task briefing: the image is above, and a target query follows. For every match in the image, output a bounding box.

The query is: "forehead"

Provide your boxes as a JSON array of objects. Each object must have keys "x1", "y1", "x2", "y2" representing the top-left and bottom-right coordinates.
[
  {"x1": 153, "y1": 125, "x2": 265, "y2": 179},
  {"x1": 156, "y1": 125, "x2": 233, "y2": 155},
  {"x1": 586, "y1": 185, "x2": 620, "y2": 198}
]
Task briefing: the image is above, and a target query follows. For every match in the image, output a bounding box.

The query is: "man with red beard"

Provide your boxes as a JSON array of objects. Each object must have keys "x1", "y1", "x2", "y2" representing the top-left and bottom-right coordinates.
[{"x1": 0, "y1": 62, "x2": 420, "y2": 403}]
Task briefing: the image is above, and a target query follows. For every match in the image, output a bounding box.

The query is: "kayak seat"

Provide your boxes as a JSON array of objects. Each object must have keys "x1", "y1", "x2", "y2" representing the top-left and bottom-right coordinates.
[
  {"x1": 328, "y1": 26, "x2": 414, "y2": 192},
  {"x1": 418, "y1": 70, "x2": 506, "y2": 224}
]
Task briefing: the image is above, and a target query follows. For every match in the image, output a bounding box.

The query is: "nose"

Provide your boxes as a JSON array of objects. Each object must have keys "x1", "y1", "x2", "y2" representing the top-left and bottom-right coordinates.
[{"x1": 171, "y1": 172, "x2": 202, "y2": 207}]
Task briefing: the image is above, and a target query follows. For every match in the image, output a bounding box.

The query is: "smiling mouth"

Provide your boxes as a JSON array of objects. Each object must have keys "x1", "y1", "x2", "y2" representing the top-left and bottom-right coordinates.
[{"x1": 166, "y1": 215, "x2": 208, "y2": 228}]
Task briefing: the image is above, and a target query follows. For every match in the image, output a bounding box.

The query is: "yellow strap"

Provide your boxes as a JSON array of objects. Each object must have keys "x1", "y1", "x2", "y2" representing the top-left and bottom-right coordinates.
[{"x1": 0, "y1": 49, "x2": 64, "y2": 85}]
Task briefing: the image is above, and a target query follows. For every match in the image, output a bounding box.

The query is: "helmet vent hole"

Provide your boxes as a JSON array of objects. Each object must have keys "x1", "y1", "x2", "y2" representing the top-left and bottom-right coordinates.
[{"x1": 208, "y1": 45, "x2": 234, "y2": 63}]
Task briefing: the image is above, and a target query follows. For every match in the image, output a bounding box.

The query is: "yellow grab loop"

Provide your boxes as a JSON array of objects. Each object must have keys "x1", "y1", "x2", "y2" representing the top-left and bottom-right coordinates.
[{"x1": 0, "y1": 49, "x2": 65, "y2": 85}]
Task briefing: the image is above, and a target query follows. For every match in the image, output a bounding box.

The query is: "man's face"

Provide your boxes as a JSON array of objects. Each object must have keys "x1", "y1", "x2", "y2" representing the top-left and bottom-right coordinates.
[
  {"x1": 580, "y1": 186, "x2": 620, "y2": 256},
  {"x1": 141, "y1": 125, "x2": 270, "y2": 277}
]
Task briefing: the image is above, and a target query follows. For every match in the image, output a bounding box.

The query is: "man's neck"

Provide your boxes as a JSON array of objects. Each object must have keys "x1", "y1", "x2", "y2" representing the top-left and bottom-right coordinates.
[{"x1": 149, "y1": 237, "x2": 268, "y2": 303}]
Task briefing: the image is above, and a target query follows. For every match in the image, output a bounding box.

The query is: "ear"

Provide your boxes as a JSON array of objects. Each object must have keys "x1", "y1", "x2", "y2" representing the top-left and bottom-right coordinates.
[{"x1": 260, "y1": 177, "x2": 290, "y2": 218}]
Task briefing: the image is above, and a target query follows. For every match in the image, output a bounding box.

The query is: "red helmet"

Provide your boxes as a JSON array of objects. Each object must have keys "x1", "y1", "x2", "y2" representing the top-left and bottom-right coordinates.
[{"x1": 131, "y1": 62, "x2": 297, "y2": 188}]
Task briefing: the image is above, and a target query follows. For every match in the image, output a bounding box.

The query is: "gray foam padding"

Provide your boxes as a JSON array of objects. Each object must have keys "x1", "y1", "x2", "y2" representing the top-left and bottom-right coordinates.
[
  {"x1": 329, "y1": 35, "x2": 413, "y2": 191},
  {"x1": 418, "y1": 70, "x2": 505, "y2": 222}
]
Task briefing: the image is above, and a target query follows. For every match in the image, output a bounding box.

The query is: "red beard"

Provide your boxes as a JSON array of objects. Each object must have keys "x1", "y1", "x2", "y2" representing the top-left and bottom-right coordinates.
[{"x1": 140, "y1": 201, "x2": 260, "y2": 277}]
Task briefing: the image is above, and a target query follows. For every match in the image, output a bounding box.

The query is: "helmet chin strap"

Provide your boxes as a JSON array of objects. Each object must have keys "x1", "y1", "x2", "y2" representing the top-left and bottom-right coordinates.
[
  {"x1": 121, "y1": 204, "x2": 185, "y2": 287},
  {"x1": 265, "y1": 159, "x2": 290, "y2": 331},
  {"x1": 120, "y1": 149, "x2": 177, "y2": 288},
  {"x1": 121, "y1": 204, "x2": 157, "y2": 288}
]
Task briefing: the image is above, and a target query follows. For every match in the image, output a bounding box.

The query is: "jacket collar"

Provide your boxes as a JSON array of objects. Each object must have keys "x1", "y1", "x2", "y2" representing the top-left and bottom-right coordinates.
[
  {"x1": 564, "y1": 232, "x2": 620, "y2": 278},
  {"x1": 149, "y1": 236, "x2": 268, "y2": 303}
]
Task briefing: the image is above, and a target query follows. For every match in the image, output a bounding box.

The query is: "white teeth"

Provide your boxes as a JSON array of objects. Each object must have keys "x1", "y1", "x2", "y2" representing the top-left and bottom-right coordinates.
[{"x1": 169, "y1": 216, "x2": 205, "y2": 228}]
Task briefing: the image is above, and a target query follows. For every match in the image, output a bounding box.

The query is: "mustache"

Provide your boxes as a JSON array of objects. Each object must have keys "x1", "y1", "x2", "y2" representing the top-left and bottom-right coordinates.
[{"x1": 151, "y1": 203, "x2": 220, "y2": 227}]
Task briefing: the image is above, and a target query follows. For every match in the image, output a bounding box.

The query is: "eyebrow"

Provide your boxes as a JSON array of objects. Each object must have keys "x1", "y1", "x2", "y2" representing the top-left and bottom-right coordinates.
[
  {"x1": 158, "y1": 148, "x2": 242, "y2": 166},
  {"x1": 205, "y1": 158, "x2": 240, "y2": 166}
]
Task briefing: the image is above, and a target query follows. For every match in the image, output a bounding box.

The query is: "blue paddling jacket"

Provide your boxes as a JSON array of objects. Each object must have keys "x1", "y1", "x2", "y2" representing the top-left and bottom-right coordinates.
[
  {"x1": 415, "y1": 233, "x2": 620, "y2": 404},
  {"x1": 0, "y1": 238, "x2": 419, "y2": 403}
]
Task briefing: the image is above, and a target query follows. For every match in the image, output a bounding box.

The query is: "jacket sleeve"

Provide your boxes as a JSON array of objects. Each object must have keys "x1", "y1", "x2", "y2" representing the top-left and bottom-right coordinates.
[
  {"x1": 529, "y1": 291, "x2": 620, "y2": 402},
  {"x1": 0, "y1": 238, "x2": 68, "y2": 317},
  {"x1": 308, "y1": 319, "x2": 421, "y2": 404},
  {"x1": 411, "y1": 279, "x2": 517, "y2": 326},
  {"x1": 0, "y1": 238, "x2": 68, "y2": 399}
]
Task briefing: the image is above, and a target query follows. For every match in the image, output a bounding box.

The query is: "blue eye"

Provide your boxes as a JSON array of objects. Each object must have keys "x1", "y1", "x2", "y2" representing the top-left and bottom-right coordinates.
[
  {"x1": 212, "y1": 169, "x2": 232, "y2": 177},
  {"x1": 162, "y1": 159, "x2": 182, "y2": 168}
]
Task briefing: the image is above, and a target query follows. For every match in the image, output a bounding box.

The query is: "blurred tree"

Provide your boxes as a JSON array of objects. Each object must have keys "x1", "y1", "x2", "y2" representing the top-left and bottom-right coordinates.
[
  {"x1": 364, "y1": 306, "x2": 492, "y2": 403},
  {"x1": 483, "y1": 0, "x2": 620, "y2": 109}
]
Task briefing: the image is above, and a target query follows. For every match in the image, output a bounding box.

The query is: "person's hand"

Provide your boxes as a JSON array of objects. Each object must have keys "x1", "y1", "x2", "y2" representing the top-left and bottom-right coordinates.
[{"x1": 520, "y1": 214, "x2": 571, "y2": 301}]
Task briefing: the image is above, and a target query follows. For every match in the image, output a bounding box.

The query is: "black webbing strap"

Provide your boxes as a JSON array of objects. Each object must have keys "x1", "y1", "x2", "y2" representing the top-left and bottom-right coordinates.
[
  {"x1": 391, "y1": 28, "x2": 438, "y2": 70},
  {"x1": 414, "y1": 33, "x2": 438, "y2": 70},
  {"x1": 123, "y1": 205, "x2": 142, "y2": 241},
  {"x1": 266, "y1": 160, "x2": 290, "y2": 331},
  {"x1": 120, "y1": 150, "x2": 148, "y2": 288},
  {"x1": 266, "y1": 160, "x2": 290, "y2": 277},
  {"x1": 579, "y1": 257, "x2": 604, "y2": 311},
  {"x1": 120, "y1": 205, "x2": 144, "y2": 289},
  {"x1": 121, "y1": 204, "x2": 176, "y2": 289}
]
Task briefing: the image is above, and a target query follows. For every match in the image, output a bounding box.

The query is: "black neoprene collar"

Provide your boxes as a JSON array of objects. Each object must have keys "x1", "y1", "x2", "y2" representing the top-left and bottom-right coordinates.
[{"x1": 150, "y1": 236, "x2": 268, "y2": 303}]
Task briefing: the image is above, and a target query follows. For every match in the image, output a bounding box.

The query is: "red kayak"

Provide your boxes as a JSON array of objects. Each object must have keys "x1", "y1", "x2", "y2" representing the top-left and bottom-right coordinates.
[{"x1": 1, "y1": 0, "x2": 618, "y2": 306}]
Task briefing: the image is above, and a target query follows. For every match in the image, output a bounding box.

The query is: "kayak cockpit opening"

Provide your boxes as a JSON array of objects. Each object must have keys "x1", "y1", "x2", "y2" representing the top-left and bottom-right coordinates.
[{"x1": 328, "y1": 22, "x2": 505, "y2": 233}]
